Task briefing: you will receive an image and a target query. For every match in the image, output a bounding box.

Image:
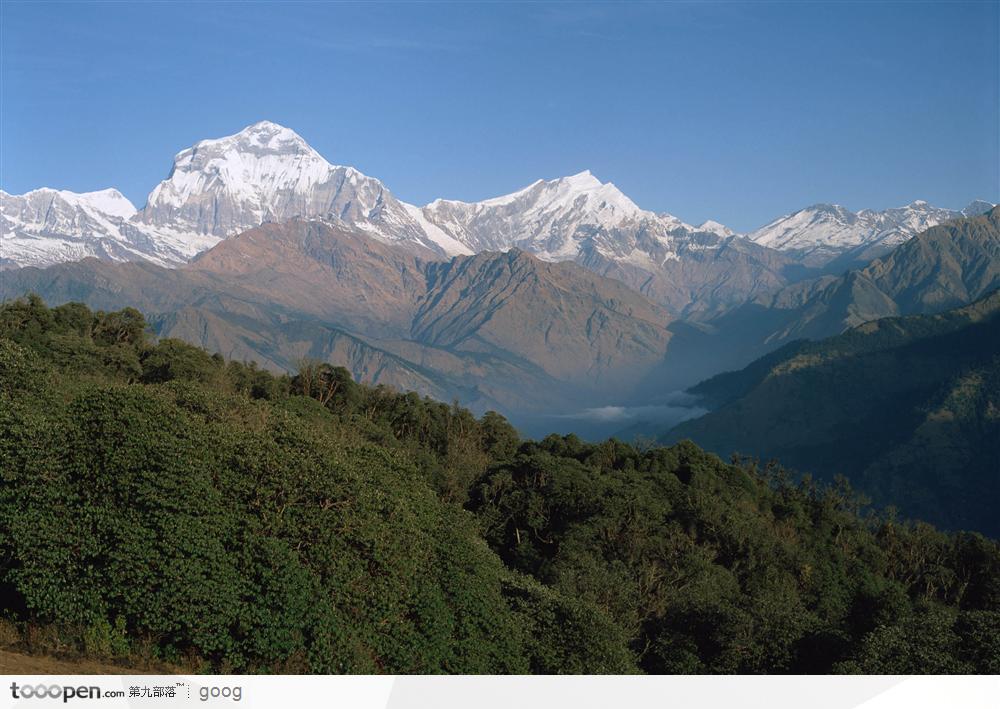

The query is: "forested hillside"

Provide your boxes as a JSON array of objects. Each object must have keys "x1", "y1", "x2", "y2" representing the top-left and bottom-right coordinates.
[
  {"x1": 0, "y1": 296, "x2": 997, "y2": 674},
  {"x1": 665, "y1": 290, "x2": 1000, "y2": 536}
]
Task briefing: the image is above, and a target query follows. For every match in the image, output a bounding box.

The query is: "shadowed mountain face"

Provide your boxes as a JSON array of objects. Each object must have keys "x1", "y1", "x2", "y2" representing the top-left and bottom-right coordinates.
[
  {"x1": 656, "y1": 207, "x2": 1000, "y2": 379},
  {"x1": 416, "y1": 249, "x2": 673, "y2": 387},
  {"x1": 663, "y1": 290, "x2": 1000, "y2": 536},
  {"x1": 0, "y1": 220, "x2": 676, "y2": 415}
]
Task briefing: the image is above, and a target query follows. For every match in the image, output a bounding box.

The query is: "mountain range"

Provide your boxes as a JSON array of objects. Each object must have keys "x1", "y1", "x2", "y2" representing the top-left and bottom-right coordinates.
[
  {"x1": 2, "y1": 121, "x2": 998, "y2": 433},
  {"x1": 747, "y1": 199, "x2": 994, "y2": 269},
  {"x1": 0, "y1": 219, "x2": 679, "y2": 414},
  {"x1": 644, "y1": 207, "x2": 1000, "y2": 382},
  {"x1": 3, "y1": 121, "x2": 991, "y2": 318}
]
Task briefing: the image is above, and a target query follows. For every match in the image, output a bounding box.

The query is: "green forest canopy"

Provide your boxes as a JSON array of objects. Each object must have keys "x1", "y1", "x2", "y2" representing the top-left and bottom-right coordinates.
[{"x1": 0, "y1": 295, "x2": 997, "y2": 674}]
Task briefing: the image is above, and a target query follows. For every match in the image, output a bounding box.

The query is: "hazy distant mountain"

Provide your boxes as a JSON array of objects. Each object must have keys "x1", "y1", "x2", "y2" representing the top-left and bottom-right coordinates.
[
  {"x1": 748, "y1": 199, "x2": 994, "y2": 268},
  {"x1": 414, "y1": 247, "x2": 674, "y2": 389},
  {"x1": 614, "y1": 206, "x2": 1000, "y2": 397},
  {"x1": 663, "y1": 289, "x2": 1000, "y2": 536},
  {"x1": 712, "y1": 206, "x2": 1000, "y2": 356},
  {"x1": 0, "y1": 220, "x2": 678, "y2": 414}
]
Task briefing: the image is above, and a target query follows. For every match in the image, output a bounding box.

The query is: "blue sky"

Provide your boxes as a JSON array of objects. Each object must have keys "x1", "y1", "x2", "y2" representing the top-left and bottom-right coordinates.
[{"x1": 1, "y1": 1, "x2": 997, "y2": 231}]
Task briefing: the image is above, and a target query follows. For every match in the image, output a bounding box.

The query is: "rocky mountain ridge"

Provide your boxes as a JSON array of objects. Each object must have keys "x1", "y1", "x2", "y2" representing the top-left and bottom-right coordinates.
[
  {"x1": 6, "y1": 120, "x2": 988, "y2": 317},
  {"x1": 748, "y1": 199, "x2": 994, "y2": 268}
]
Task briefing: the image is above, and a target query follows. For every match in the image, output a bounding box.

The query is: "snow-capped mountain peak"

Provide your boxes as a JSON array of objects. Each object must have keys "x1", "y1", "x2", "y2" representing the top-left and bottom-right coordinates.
[
  {"x1": 20, "y1": 187, "x2": 136, "y2": 219},
  {"x1": 410, "y1": 170, "x2": 662, "y2": 258},
  {"x1": 1, "y1": 186, "x2": 137, "y2": 227},
  {"x1": 6, "y1": 119, "x2": 991, "y2": 280},
  {"x1": 696, "y1": 219, "x2": 735, "y2": 237},
  {"x1": 131, "y1": 120, "x2": 455, "y2": 255},
  {"x1": 520, "y1": 171, "x2": 645, "y2": 224},
  {"x1": 49, "y1": 188, "x2": 137, "y2": 219},
  {"x1": 141, "y1": 121, "x2": 337, "y2": 221},
  {"x1": 1, "y1": 187, "x2": 141, "y2": 268},
  {"x1": 748, "y1": 199, "x2": 991, "y2": 267}
]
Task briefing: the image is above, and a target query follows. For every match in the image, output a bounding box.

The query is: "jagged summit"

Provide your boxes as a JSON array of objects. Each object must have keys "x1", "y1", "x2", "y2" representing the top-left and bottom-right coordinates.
[
  {"x1": 748, "y1": 199, "x2": 991, "y2": 267},
  {"x1": 126, "y1": 120, "x2": 468, "y2": 256},
  {"x1": 182, "y1": 121, "x2": 327, "y2": 159},
  {"x1": 0, "y1": 187, "x2": 144, "y2": 268},
  {"x1": 429, "y1": 170, "x2": 628, "y2": 210},
  {"x1": 4, "y1": 119, "x2": 990, "y2": 309},
  {"x1": 15, "y1": 187, "x2": 137, "y2": 219},
  {"x1": 962, "y1": 199, "x2": 996, "y2": 217},
  {"x1": 139, "y1": 121, "x2": 352, "y2": 232},
  {"x1": 696, "y1": 219, "x2": 735, "y2": 237},
  {"x1": 413, "y1": 169, "x2": 664, "y2": 259}
]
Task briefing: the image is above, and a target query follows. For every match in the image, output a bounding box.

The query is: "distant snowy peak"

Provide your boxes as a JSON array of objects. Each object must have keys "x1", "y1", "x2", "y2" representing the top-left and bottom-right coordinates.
[
  {"x1": 426, "y1": 170, "x2": 646, "y2": 220},
  {"x1": 139, "y1": 121, "x2": 365, "y2": 234},
  {"x1": 58, "y1": 188, "x2": 137, "y2": 219},
  {"x1": 128, "y1": 120, "x2": 475, "y2": 257},
  {"x1": 962, "y1": 200, "x2": 996, "y2": 218},
  {"x1": 694, "y1": 220, "x2": 735, "y2": 237},
  {"x1": 503, "y1": 170, "x2": 647, "y2": 222},
  {"x1": 4, "y1": 187, "x2": 136, "y2": 222},
  {"x1": 1, "y1": 185, "x2": 223, "y2": 270},
  {"x1": 747, "y1": 200, "x2": 992, "y2": 267},
  {"x1": 414, "y1": 170, "x2": 691, "y2": 260},
  {"x1": 0, "y1": 187, "x2": 143, "y2": 269}
]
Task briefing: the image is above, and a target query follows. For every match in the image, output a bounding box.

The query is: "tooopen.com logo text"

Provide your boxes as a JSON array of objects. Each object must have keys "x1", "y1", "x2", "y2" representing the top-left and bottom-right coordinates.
[{"x1": 9, "y1": 682, "x2": 124, "y2": 703}]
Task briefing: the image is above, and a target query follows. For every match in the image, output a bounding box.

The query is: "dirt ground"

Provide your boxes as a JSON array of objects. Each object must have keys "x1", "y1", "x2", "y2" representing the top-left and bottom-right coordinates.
[{"x1": 0, "y1": 648, "x2": 180, "y2": 675}]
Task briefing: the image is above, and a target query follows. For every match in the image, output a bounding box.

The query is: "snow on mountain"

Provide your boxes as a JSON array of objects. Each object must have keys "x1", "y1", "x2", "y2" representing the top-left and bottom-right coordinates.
[
  {"x1": 410, "y1": 170, "x2": 701, "y2": 263},
  {"x1": 1, "y1": 121, "x2": 467, "y2": 270},
  {"x1": 3, "y1": 118, "x2": 986, "y2": 295},
  {"x1": 134, "y1": 120, "x2": 451, "y2": 255},
  {"x1": 0, "y1": 122, "x2": 782, "y2": 315},
  {"x1": 748, "y1": 200, "x2": 993, "y2": 267},
  {"x1": 0, "y1": 188, "x2": 141, "y2": 268},
  {"x1": 404, "y1": 171, "x2": 789, "y2": 317},
  {"x1": 0, "y1": 121, "x2": 747, "y2": 274},
  {"x1": 695, "y1": 220, "x2": 734, "y2": 237}
]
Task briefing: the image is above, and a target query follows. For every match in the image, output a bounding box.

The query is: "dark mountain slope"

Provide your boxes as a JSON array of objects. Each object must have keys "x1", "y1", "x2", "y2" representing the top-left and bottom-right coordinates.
[{"x1": 664, "y1": 291, "x2": 1000, "y2": 535}]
